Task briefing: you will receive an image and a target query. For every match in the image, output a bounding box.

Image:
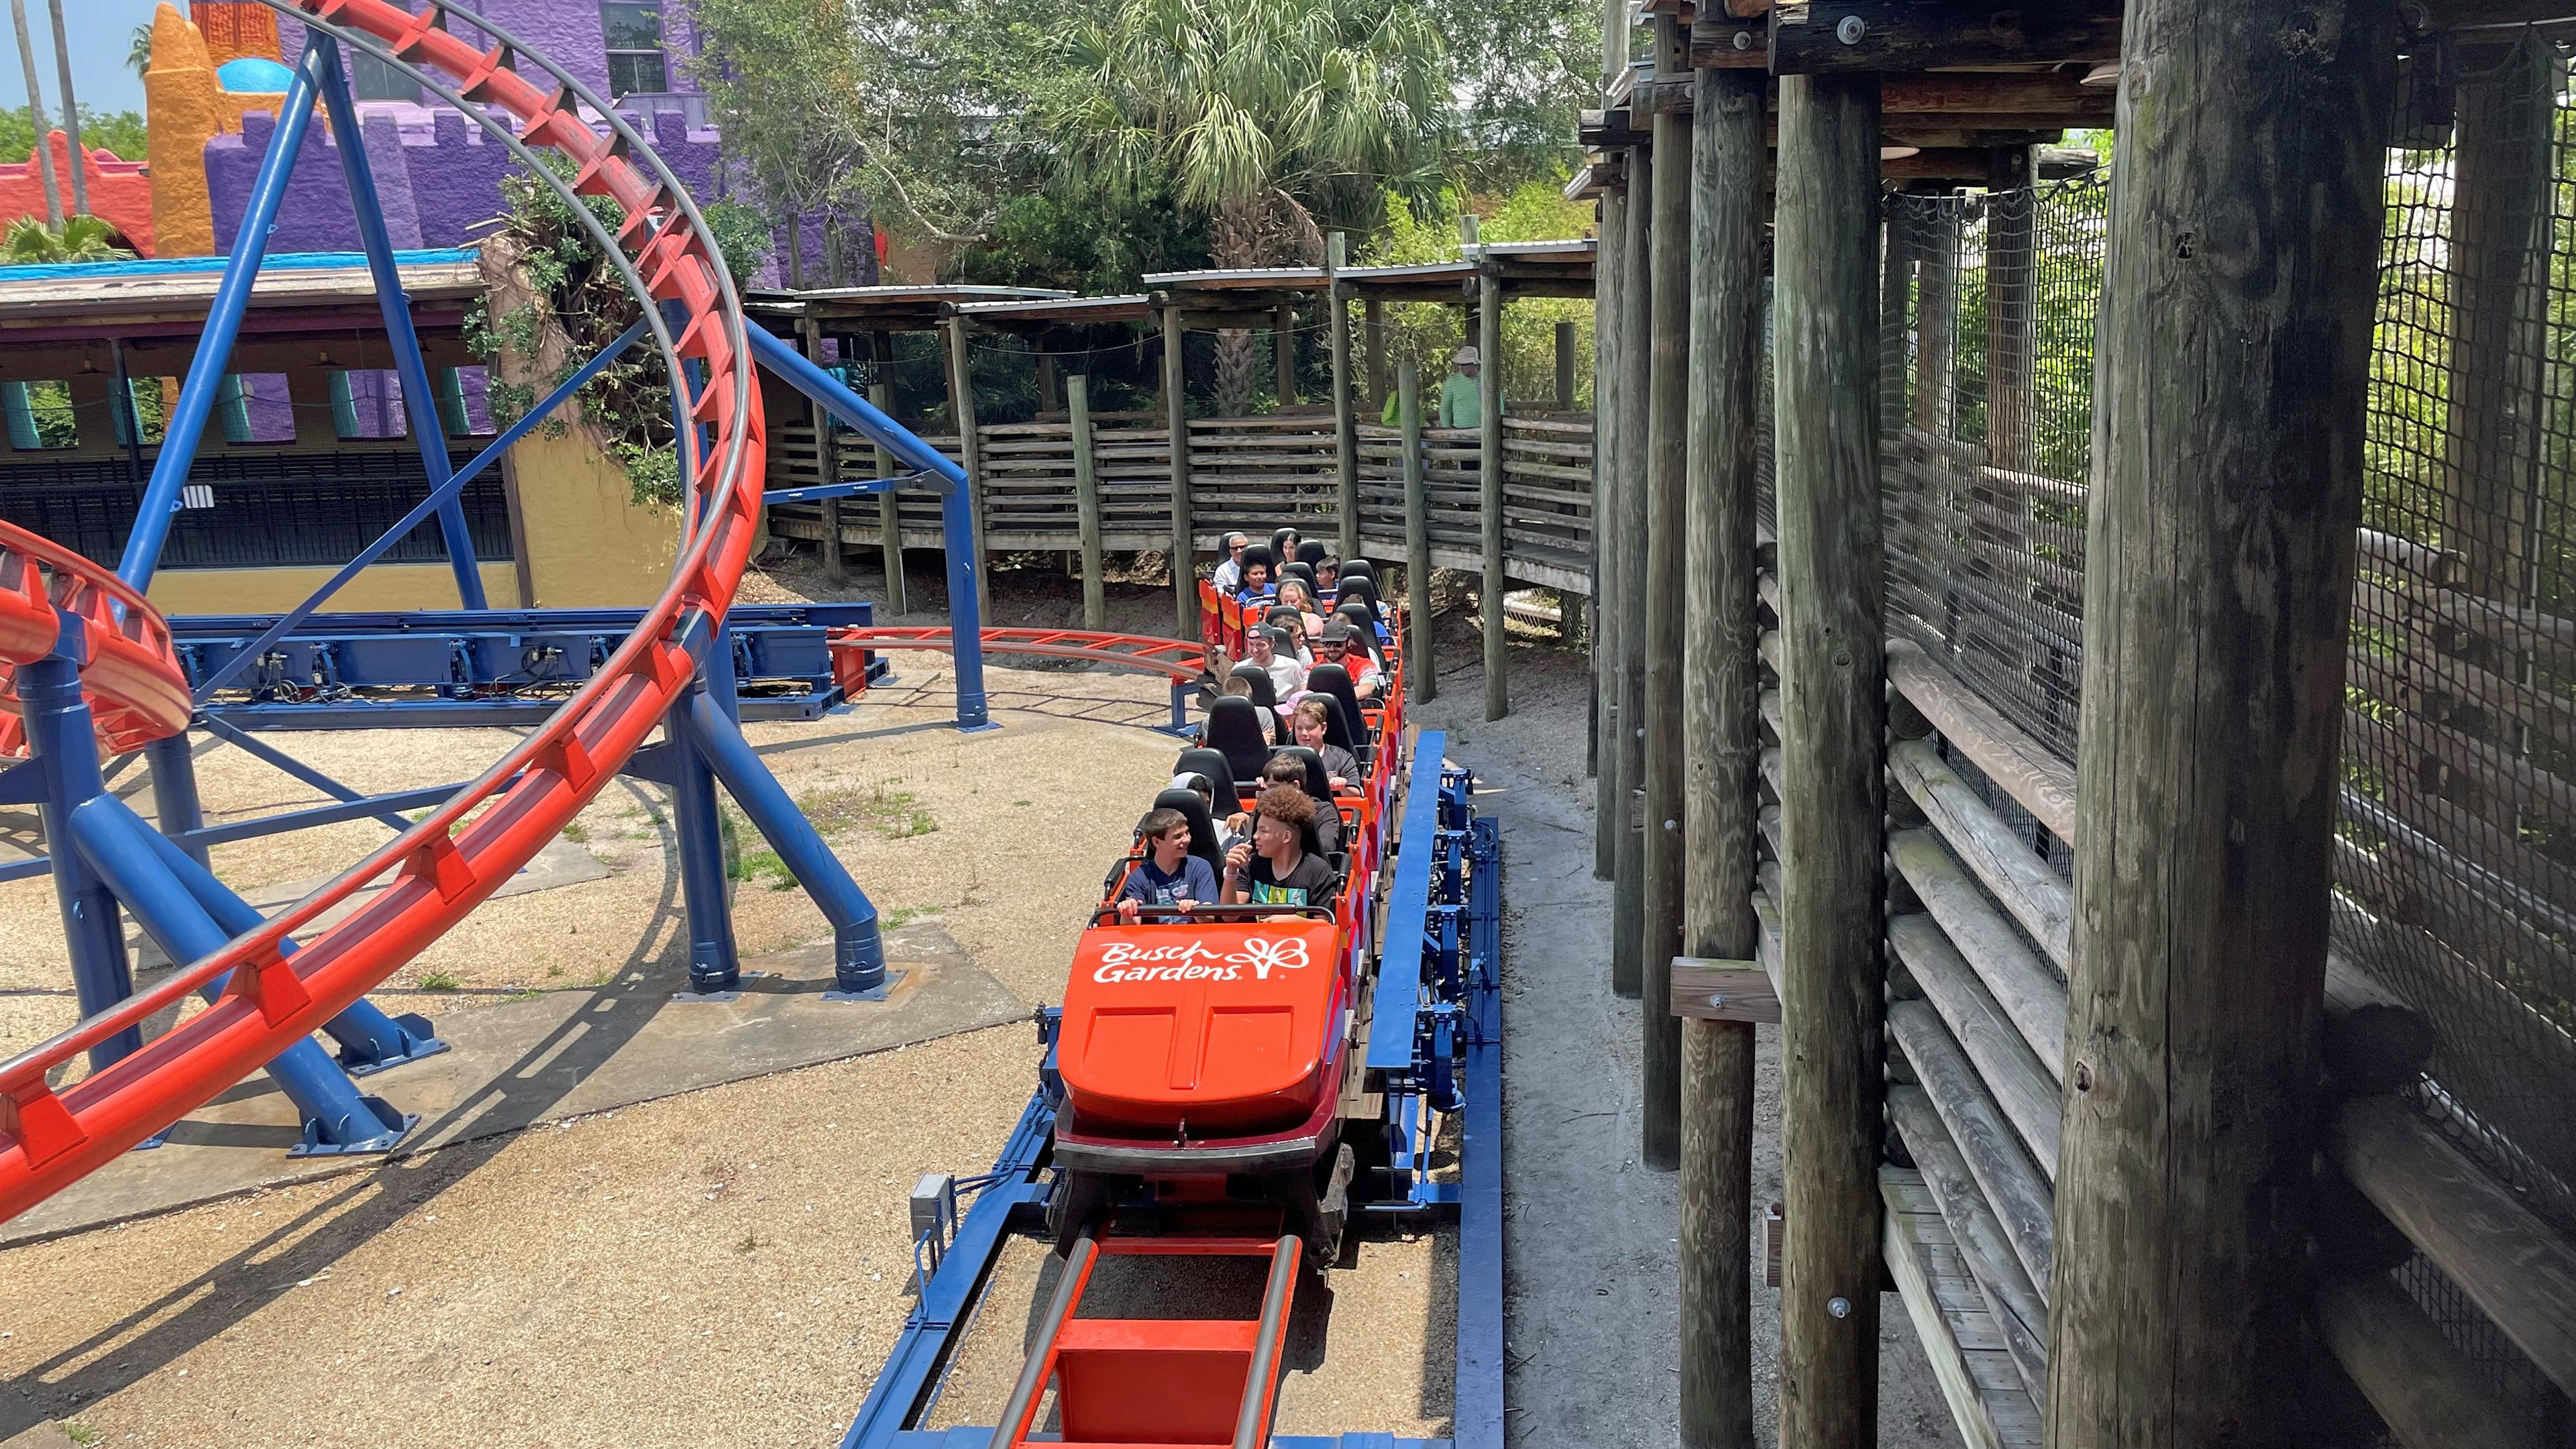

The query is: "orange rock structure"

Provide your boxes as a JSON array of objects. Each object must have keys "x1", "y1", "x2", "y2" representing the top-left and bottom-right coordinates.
[{"x1": 143, "y1": 2, "x2": 284, "y2": 258}]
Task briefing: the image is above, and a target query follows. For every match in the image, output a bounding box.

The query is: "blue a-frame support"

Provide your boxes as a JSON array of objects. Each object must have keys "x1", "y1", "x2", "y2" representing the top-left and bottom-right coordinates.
[{"x1": 18, "y1": 21, "x2": 1003, "y2": 1148}]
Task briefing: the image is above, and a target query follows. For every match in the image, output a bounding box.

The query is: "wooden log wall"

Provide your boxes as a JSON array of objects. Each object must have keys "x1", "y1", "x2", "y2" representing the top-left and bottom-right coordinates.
[{"x1": 767, "y1": 413, "x2": 1597, "y2": 597}]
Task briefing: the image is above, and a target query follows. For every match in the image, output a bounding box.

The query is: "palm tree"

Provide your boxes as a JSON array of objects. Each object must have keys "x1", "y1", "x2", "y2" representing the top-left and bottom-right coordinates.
[
  {"x1": 129, "y1": 23, "x2": 152, "y2": 78},
  {"x1": 4, "y1": 215, "x2": 137, "y2": 264},
  {"x1": 7, "y1": 0, "x2": 61, "y2": 225},
  {"x1": 1040, "y1": 0, "x2": 1446, "y2": 413}
]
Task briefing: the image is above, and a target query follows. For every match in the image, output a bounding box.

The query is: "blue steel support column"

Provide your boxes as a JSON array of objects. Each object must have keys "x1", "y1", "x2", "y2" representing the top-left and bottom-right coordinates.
[
  {"x1": 670, "y1": 682, "x2": 740, "y2": 996},
  {"x1": 117, "y1": 40, "x2": 325, "y2": 590},
  {"x1": 744, "y1": 325, "x2": 988, "y2": 730},
  {"x1": 143, "y1": 735, "x2": 208, "y2": 866},
  {"x1": 311, "y1": 40, "x2": 487, "y2": 609},
  {"x1": 116, "y1": 804, "x2": 447, "y2": 1075},
  {"x1": 21, "y1": 644, "x2": 141, "y2": 1070},
  {"x1": 66, "y1": 798, "x2": 410, "y2": 1155},
  {"x1": 672, "y1": 688, "x2": 887, "y2": 995}
]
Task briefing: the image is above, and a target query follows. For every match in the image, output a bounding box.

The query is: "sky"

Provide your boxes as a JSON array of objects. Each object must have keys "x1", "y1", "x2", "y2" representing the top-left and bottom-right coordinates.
[{"x1": 1, "y1": 1, "x2": 161, "y2": 118}]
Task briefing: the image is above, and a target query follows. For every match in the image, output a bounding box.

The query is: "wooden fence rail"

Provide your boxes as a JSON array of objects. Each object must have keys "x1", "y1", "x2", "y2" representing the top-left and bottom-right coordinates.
[{"x1": 763, "y1": 412, "x2": 1596, "y2": 596}]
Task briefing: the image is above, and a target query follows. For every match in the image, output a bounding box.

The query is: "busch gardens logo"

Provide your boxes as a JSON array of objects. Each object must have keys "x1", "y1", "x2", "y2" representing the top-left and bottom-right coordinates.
[{"x1": 1091, "y1": 937, "x2": 1310, "y2": 985}]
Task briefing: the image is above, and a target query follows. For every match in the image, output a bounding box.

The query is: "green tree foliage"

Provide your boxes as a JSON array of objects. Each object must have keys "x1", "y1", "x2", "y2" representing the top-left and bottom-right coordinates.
[
  {"x1": 1440, "y1": 0, "x2": 1602, "y2": 188},
  {"x1": 1358, "y1": 176, "x2": 1595, "y2": 417},
  {"x1": 1036, "y1": 0, "x2": 1446, "y2": 411},
  {"x1": 2, "y1": 214, "x2": 135, "y2": 262},
  {"x1": 128, "y1": 23, "x2": 152, "y2": 78},
  {"x1": 0, "y1": 106, "x2": 148, "y2": 164},
  {"x1": 466, "y1": 156, "x2": 770, "y2": 508}
]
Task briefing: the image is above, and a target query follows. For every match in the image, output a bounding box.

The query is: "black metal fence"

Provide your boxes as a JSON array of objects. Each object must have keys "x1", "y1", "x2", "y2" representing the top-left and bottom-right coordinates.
[{"x1": 0, "y1": 450, "x2": 513, "y2": 570}]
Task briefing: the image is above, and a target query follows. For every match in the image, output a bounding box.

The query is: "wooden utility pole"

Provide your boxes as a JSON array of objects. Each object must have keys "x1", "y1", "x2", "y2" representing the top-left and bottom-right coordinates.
[
  {"x1": 1610, "y1": 138, "x2": 1652, "y2": 1002},
  {"x1": 1163, "y1": 303, "x2": 1195, "y2": 639},
  {"x1": 1401, "y1": 363, "x2": 1434, "y2": 704},
  {"x1": 2046, "y1": 1, "x2": 2399, "y2": 1443},
  {"x1": 1069, "y1": 374, "x2": 1106, "y2": 631},
  {"x1": 1982, "y1": 148, "x2": 2035, "y2": 475},
  {"x1": 1478, "y1": 251, "x2": 1509, "y2": 721},
  {"x1": 799, "y1": 317, "x2": 845, "y2": 588},
  {"x1": 1680, "y1": 61, "x2": 1765, "y2": 1449},
  {"x1": 1364, "y1": 299, "x2": 1387, "y2": 413},
  {"x1": 869, "y1": 331, "x2": 907, "y2": 614},
  {"x1": 1640, "y1": 11, "x2": 1690, "y2": 1171},
  {"x1": 1555, "y1": 320, "x2": 1578, "y2": 411},
  {"x1": 1594, "y1": 177, "x2": 1628, "y2": 885},
  {"x1": 1327, "y1": 233, "x2": 1360, "y2": 560},
  {"x1": 941, "y1": 315, "x2": 990, "y2": 623},
  {"x1": 1274, "y1": 301, "x2": 1297, "y2": 407},
  {"x1": 1910, "y1": 209, "x2": 1956, "y2": 433},
  {"x1": 1772, "y1": 71, "x2": 1886, "y2": 1449}
]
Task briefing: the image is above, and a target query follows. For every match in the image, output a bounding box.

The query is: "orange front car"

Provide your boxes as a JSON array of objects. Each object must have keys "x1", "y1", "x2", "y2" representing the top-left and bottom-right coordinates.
[{"x1": 1057, "y1": 919, "x2": 1346, "y2": 1139}]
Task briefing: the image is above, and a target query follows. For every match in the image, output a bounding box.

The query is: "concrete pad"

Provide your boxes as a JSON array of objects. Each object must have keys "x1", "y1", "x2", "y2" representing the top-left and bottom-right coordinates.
[
  {"x1": 0, "y1": 1423, "x2": 76, "y2": 1449},
  {"x1": 3, "y1": 922, "x2": 1025, "y2": 1246}
]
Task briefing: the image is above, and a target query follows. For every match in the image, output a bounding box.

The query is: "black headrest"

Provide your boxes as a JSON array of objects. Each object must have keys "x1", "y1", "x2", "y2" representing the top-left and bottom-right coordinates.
[
  {"x1": 1173, "y1": 747, "x2": 1243, "y2": 809},
  {"x1": 1205, "y1": 697, "x2": 1275, "y2": 784},
  {"x1": 1337, "y1": 558, "x2": 1376, "y2": 584},
  {"x1": 1302, "y1": 664, "x2": 1362, "y2": 749},
  {"x1": 1150, "y1": 788, "x2": 1228, "y2": 877},
  {"x1": 1265, "y1": 605, "x2": 1302, "y2": 629},
  {"x1": 1297, "y1": 539, "x2": 1328, "y2": 568},
  {"x1": 1267, "y1": 747, "x2": 1334, "y2": 804},
  {"x1": 1279, "y1": 560, "x2": 1316, "y2": 590},
  {"x1": 1229, "y1": 657, "x2": 1280, "y2": 711},
  {"x1": 1338, "y1": 576, "x2": 1384, "y2": 616}
]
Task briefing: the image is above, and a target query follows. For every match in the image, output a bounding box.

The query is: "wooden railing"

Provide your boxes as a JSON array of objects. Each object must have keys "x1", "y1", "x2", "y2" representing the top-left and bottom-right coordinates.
[{"x1": 763, "y1": 411, "x2": 1596, "y2": 594}]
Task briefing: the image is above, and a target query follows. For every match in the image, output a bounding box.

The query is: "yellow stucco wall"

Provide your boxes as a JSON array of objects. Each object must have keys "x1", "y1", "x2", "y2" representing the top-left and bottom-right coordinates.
[
  {"x1": 508, "y1": 426, "x2": 682, "y2": 608},
  {"x1": 146, "y1": 562, "x2": 521, "y2": 616}
]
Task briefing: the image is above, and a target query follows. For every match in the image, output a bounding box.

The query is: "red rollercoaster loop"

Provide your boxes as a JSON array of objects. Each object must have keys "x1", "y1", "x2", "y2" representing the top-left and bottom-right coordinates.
[{"x1": 0, "y1": 0, "x2": 765, "y2": 1223}]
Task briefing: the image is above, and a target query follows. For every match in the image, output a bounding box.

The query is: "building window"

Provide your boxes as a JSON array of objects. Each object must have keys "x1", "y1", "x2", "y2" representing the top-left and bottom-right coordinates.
[
  {"x1": 2, "y1": 382, "x2": 76, "y2": 450},
  {"x1": 601, "y1": 2, "x2": 667, "y2": 96},
  {"x1": 348, "y1": 49, "x2": 417, "y2": 103}
]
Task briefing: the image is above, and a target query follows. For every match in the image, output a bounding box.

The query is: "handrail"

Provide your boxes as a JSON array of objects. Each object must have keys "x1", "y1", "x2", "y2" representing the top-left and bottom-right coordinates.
[
  {"x1": 1230, "y1": 1234, "x2": 1303, "y2": 1449},
  {"x1": 985, "y1": 1231, "x2": 1098, "y2": 1449}
]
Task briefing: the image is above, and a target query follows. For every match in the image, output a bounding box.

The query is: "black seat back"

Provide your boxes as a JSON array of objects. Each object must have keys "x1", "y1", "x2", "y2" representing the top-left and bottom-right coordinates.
[
  {"x1": 1338, "y1": 575, "x2": 1385, "y2": 619},
  {"x1": 1151, "y1": 788, "x2": 1228, "y2": 877},
  {"x1": 1278, "y1": 561, "x2": 1316, "y2": 594},
  {"x1": 1238, "y1": 543, "x2": 1274, "y2": 587},
  {"x1": 1337, "y1": 558, "x2": 1376, "y2": 587},
  {"x1": 1173, "y1": 747, "x2": 1243, "y2": 810},
  {"x1": 1205, "y1": 696, "x2": 1276, "y2": 783},
  {"x1": 1269, "y1": 527, "x2": 1299, "y2": 568},
  {"x1": 1303, "y1": 664, "x2": 1364, "y2": 749},
  {"x1": 1297, "y1": 539, "x2": 1329, "y2": 568},
  {"x1": 1271, "y1": 745, "x2": 1335, "y2": 804},
  {"x1": 1228, "y1": 660, "x2": 1283, "y2": 741}
]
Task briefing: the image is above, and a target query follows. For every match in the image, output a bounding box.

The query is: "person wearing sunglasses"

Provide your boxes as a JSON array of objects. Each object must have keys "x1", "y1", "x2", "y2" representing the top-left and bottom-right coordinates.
[{"x1": 1212, "y1": 532, "x2": 1249, "y2": 593}]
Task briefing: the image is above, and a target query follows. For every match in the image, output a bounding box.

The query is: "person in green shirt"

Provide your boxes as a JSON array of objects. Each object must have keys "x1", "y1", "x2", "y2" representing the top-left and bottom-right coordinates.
[
  {"x1": 1438, "y1": 345, "x2": 1485, "y2": 429},
  {"x1": 1379, "y1": 345, "x2": 1503, "y2": 427}
]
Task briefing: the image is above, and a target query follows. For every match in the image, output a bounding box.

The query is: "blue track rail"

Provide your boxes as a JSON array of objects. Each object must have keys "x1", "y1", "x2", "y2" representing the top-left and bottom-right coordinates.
[{"x1": 841, "y1": 739, "x2": 1504, "y2": 1449}]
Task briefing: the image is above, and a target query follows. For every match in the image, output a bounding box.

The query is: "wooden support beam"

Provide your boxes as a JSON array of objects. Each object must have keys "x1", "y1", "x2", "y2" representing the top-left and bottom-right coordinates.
[
  {"x1": 1773, "y1": 68, "x2": 1885, "y2": 1449},
  {"x1": 2315, "y1": 1271, "x2": 2553, "y2": 1449},
  {"x1": 1888, "y1": 999, "x2": 2053, "y2": 1295},
  {"x1": 1767, "y1": 0, "x2": 2120, "y2": 74},
  {"x1": 1554, "y1": 318, "x2": 1578, "y2": 411},
  {"x1": 1641, "y1": 11, "x2": 1691, "y2": 1169},
  {"x1": 1911, "y1": 209, "x2": 1957, "y2": 433},
  {"x1": 1887, "y1": 1085, "x2": 2049, "y2": 1403},
  {"x1": 940, "y1": 315, "x2": 990, "y2": 623},
  {"x1": 1069, "y1": 374, "x2": 1105, "y2": 631},
  {"x1": 2046, "y1": 0, "x2": 2400, "y2": 1439},
  {"x1": 2328, "y1": 1095, "x2": 2576, "y2": 1399},
  {"x1": 868, "y1": 331, "x2": 907, "y2": 615},
  {"x1": 1594, "y1": 180, "x2": 1627, "y2": 881},
  {"x1": 1273, "y1": 300, "x2": 1296, "y2": 407},
  {"x1": 1161, "y1": 304, "x2": 1193, "y2": 639},
  {"x1": 798, "y1": 317, "x2": 846, "y2": 588},
  {"x1": 1678, "y1": 61, "x2": 1768, "y2": 1449},
  {"x1": 1327, "y1": 233, "x2": 1360, "y2": 562},
  {"x1": 1672, "y1": 958, "x2": 1779, "y2": 1022},
  {"x1": 1611, "y1": 140, "x2": 1652, "y2": 1002},
  {"x1": 1400, "y1": 363, "x2": 1434, "y2": 706},
  {"x1": 1476, "y1": 236, "x2": 1509, "y2": 723},
  {"x1": 1364, "y1": 297, "x2": 1387, "y2": 413}
]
